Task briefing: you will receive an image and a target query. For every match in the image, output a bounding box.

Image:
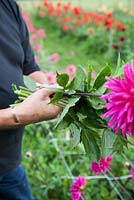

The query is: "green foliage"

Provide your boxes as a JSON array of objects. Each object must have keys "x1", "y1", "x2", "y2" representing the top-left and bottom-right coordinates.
[
  {"x1": 101, "y1": 129, "x2": 117, "y2": 157},
  {"x1": 69, "y1": 66, "x2": 86, "y2": 91},
  {"x1": 56, "y1": 72, "x2": 69, "y2": 88},
  {"x1": 22, "y1": 123, "x2": 134, "y2": 200},
  {"x1": 48, "y1": 64, "x2": 128, "y2": 161},
  {"x1": 81, "y1": 129, "x2": 100, "y2": 161},
  {"x1": 93, "y1": 64, "x2": 111, "y2": 90}
]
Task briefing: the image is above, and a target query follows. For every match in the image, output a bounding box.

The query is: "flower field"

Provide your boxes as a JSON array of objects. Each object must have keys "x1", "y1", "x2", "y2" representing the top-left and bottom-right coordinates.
[{"x1": 19, "y1": 1, "x2": 134, "y2": 199}]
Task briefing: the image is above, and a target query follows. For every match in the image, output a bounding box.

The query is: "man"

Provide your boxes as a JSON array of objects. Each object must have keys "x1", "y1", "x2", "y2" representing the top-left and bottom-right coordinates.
[{"x1": 0, "y1": 0, "x2": 61, "y2": 199}]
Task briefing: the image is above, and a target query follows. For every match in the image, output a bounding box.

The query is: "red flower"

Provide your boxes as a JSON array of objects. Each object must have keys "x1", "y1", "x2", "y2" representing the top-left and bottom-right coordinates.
[
  {"x1": 44, "y1": 1, "x2": 50, "y2": 8},
  {"x1": 100, "y1": 156, "x2": 113, "y2": 174},
  {"x1": 64, "y1": 4, "x2": 70, "y2": 13},
  {"x1": 55, "y1": 10, "x2": 62, "y2": 17},
  {"x1": 112, "y1": 44, "x2": 120, "y2": 50},
  {"x1": 63, "y1": 17, "x2": 70, "y2": 23},
  {"x1": 56, "y1": 1, "x2": 62, "y2": 8},
  {"x1": 106, "y1": 12, "x2": 113, "y2": 18},
  {"x1": 48, "y1": 6, "x2": 55, "y2": 16},
  {"x1": 91, "y1": 156, "x2": 113, "y2": 175},
  {"x1": 88, "y1": 27, "x2": 94, "y2": 35},
  {"x1": 39, "y1": 11, "x2": 45, "y2": 18},
  {"x1": 117, "y1": 23, "x2": 126, "y2": 32},
  {"x1": 119, "y1": 37, "x2": 125, "y2": 42},
  {"x1": 105, "y1": 19, "x2": 114, "y2": 31},
  {"x1": 91, "y1": 162, "x2": 101, "y2": 174},
  {"x1": 62, "y1": 25, "x2": 69, "y2": 32},
  {"x1": 73, "y1": 7, "x2": 81, "y2": 15}
]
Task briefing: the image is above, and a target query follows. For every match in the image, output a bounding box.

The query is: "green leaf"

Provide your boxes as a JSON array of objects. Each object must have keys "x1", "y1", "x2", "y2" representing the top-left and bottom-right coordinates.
[
  {"x1": 70, "y1": 66, "x2": 86, "y2": 91},
  {"x1": 74, "y1": 98, "x2": 105, "y2": 129},
  {"x1": 113, "y1": 55, "x2": 124, "y2": 78},
  {"x1": 23, "y1": 75, "x2": 36, "y2": 90},
  {"x1": 113, "y1": 132, "x2": 127, "y2": 153},
  {"x1": 55, "y1": 97, "x2": 80, "y2": 128},
  {"x1": 82, "y1": 129, "x2": 100, "y2": 161},
  {"x1": 88, "y1": 96, "x2": 105, "y2": 110},
  {"x1": 93, "y1": 65, "x2": 111, "y2": 89},
  {"x1": 70, "y1": 123, "x2": 81, "y2": 147},
  {"x1": 50, "y1": 92, "x2": 63, "y2": 104},
  {"x1": 56, "y1": 114, "x2": 73, "y2": 130},
  {"x1": 76, "y1": 112, "x2": 87, "y2": 121},
  {"x1": 56, "y1": 73, "x2": 69, "y2": 88},
  {"x1": 101, "y1": 129, "x2": 117, "y2": 157},
  {"x1": 86, "y1": 65, "x2": 92, "y2": 91}
]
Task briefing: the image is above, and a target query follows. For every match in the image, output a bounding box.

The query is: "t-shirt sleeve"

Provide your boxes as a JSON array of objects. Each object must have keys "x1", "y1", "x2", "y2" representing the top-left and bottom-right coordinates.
[{"x1": 14, "y1": 1, "x2": 40, "y2": 75}]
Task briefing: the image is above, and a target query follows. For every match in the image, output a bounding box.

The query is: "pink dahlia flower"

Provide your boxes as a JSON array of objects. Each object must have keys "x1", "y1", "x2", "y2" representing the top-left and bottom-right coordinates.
[
  {"x1": 66, "y1": 65, "x2": 76, "y2": 77},
  {"x1": 101, "y1": 61, "x2": 134, "y2": 137},
  {"x1": 36, "y1": 29, "x2": 46, "y2": 38},
  {"x1": 46, "y1": 72, "x2": 56, "y2": 85},
  {"x1": 91, "y1": 155, "x2": 113, "y2": 174},
  {"x1": 100, "y1": 156, "x2": 113, "y2": 174},
  {"x1": 90, "y1": 162, "x2": 101, "y2": 174},
  {"x1": 130, "y1": 168, "x2": 134, "y2": 183},
  {"x1": 70, "y1": 176, "x2": 86, "y2": 200},
  {"x1": 49, "y1": 53, "x2": 60, "y2": 63}
]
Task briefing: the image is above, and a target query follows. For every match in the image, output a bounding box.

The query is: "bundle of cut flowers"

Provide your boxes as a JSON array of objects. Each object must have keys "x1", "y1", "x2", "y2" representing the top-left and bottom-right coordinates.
[{"x1": 12, "y1": 59, "x2": 134, "y2": 162}]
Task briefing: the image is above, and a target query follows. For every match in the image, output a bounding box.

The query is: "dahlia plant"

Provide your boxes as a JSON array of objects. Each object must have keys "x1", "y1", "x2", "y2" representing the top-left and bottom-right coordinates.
[{"x1": 12, "y1": 58, "x2": 134, "y2": 163}]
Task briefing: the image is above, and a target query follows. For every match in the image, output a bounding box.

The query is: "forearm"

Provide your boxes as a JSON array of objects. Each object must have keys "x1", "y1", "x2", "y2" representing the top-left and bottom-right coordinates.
[
  {"x1": 0, "y1": 108, "x2": 20, "y2": 130},
  {"x1": 28, "y1": 71, "x2": 49, "y2": 84}
]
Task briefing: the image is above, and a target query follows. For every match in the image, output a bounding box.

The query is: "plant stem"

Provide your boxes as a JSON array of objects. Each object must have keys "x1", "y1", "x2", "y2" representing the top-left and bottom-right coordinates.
[
  {"x1": 122, "y1": 137, "x2": 134, "y2": 147},
  {"x1": 104, "y1": 174, "x2": 125, "y2": 200},
  {"x1": 108, "y1": 170, "x2": 133, "y2": 200},
  {"x1": 65, "y1": 92, "x2": 101, "y2": 97}
]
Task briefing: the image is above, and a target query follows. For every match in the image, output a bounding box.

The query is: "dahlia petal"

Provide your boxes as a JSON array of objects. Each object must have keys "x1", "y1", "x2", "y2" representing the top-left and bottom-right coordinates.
[
  {"x1": 122, "y1": 122, "x2": 128, "y2": 137},
  {"x1": 127, "y1": 107, "x2": 134, "y2": 122},
  {"x1": 128, "y1": 123, "x2": 133, "y2": 137},
  {"x1": 108, "y1": 114, "x2": 118, "y2": 128},
  {"x1": 116, "y1": 112, "x2": 126, "y2": 132}
]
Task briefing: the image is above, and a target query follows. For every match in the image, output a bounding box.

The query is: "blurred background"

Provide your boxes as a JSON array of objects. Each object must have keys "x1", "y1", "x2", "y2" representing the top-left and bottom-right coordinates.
[{"x1": 17, "y1": 1, "x2": 134, "y2": 199}]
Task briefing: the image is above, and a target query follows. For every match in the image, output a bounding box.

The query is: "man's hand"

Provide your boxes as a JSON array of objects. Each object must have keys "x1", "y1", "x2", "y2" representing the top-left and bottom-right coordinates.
[{"x1": 13, "y1": 88, "x2": 62, "y2": 125}]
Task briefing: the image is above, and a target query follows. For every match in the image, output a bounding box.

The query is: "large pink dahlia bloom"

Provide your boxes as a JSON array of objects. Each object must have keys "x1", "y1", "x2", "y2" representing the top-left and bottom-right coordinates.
[
  {"x1": 70, "y1": 176, "x2": 86, "y2": 200},
  {"x1": 101, "y1": 61, "x2": 134, "y2": 137}
]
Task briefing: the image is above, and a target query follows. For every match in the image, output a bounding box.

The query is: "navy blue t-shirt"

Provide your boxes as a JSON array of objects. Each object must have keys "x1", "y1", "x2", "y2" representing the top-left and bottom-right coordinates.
[{"x1": 0, "y1": 0, "x2": 40, "y2": 175}]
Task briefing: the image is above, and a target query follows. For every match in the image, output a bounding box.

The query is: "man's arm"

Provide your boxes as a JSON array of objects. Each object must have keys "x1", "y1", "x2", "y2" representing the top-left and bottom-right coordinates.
[
  {"x1": 0, "y1": 88, "x2": 61, "y2": 130},
  {"x1": 0, "y1": 108, "x2": 19, "y2": 129},
  {"x1": 28, "y1": 71, "x2": 49, "y2": 85}
]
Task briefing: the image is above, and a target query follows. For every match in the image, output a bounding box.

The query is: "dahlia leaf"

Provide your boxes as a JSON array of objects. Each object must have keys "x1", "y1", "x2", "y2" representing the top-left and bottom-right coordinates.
[
  {"x1": 113, "y1": 54, "x2": 124, "y2": 77},
  {"x1": 49, "y1": 92, "x2": 63, "y2": 104},
  {"x1": 56, "y1": 114, "x2": 73, "y2": 130},
  {"x1": 86, "y1": 65, "x2": 92, "y2": 91},
  {"x1": 70, "y1": 123, "x2": 81, "y2": 147},
  {"x1": 74, "y1": 98, "x2": 104, "y2": 128},
  {"x1": 101, "y1": 129, "x2": 117, "y2": 157},
  {"x1": 88, "y1": 95, "x2": 105, "y2": 110},
  {"x1": 55, "y1": 97, "x2": 80, "y2": 128},
  {"x1": 82, "y1": 129, "x2": 100, "y2": 161},
  {"x1": 70, "y1": 66, "x2": 86, "y2": 91},
  {"x1": 93, "y1": 65, "x2": 111, "y2": 89},
  {"x1": 56, "y1": 72, "x2": 69, "y2": 88},
  {"x1": 113, "y1": 133, "x2": 127, "y2": 153}
]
